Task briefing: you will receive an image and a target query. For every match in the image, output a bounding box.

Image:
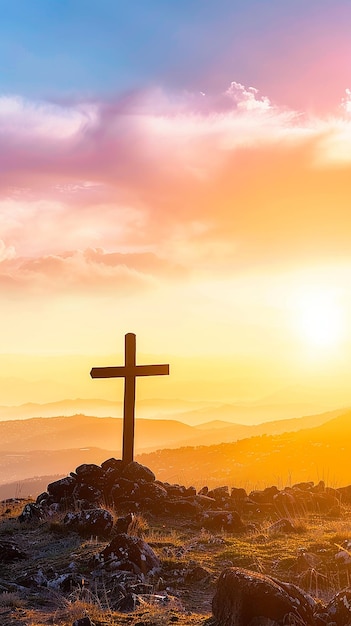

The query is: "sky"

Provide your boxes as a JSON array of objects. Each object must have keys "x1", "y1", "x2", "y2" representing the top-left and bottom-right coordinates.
[{"x1": 2, "y1": 0, "x2": 351, "y2": 407}]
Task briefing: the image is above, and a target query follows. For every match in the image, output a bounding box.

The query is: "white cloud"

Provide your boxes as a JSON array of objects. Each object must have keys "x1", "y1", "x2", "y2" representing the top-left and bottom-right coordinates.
[
  {"x1": 341, "y1": 88, "x2": 351, "y2": 114},
  {"x1": 225, "y1": 81, "x2": 272, "y2": 111}
]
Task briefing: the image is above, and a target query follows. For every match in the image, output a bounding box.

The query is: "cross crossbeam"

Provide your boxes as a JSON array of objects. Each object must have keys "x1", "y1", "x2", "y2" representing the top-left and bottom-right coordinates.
[
  {"x1": 90, "y1": 364, "x2": 169, "y2": 378},
  {"x1": 90, "y1": 333, "x2": 169, "y2": 464}
]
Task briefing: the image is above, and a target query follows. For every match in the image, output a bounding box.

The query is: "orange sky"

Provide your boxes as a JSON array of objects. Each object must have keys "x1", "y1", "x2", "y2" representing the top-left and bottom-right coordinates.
[{"x1": 2, "y1": 82, "x2": 351, "y2": 408}]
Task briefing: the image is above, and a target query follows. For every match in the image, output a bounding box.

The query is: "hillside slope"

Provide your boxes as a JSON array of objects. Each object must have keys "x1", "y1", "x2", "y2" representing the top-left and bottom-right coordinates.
[{"x1": 138, "y1": 410, "x2": 351, "y2": 489}]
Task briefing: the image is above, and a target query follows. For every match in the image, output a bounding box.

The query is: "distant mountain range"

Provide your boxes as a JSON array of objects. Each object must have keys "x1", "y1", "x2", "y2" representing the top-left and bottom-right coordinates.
[
  {"x1": 0, "y1": 407, "x2": 345, "y2": 456},
  {"x1": 0, "y1": 398, "x2": 213, "y2": 421},
  {"x1": 0, "y1": 396, "x2": 341, "y2": 425},
  {"x1": 0, "y1": 407, "x2": 349, "y2": 497}
]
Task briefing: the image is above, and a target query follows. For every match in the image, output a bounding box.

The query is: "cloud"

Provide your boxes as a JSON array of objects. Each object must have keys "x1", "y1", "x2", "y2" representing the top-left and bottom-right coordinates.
[
  {"x1": 1, "y1": 84, "x2": 351, "y2": 283},
  {"x1": 225, "y1": 82, "x2": 272, "y2": 111},
  {"x1": 0, "y1": 240, "x2": 16, "y2": 262},
  {"x1": 0, "y1": 95, "x2": 96, "y2": 138},
  {"x1": 0, "y1": 247, "x2": 186, "y2": 296},
  {"x1": 341, "y1": 89, "x2": 351, "y2": 114}
]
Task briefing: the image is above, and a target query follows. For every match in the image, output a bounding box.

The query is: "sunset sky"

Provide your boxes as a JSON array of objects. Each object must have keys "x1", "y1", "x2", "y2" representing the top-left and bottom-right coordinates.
[{"x1": 2, "y1": 1, "x2": 351, "y2": 408}]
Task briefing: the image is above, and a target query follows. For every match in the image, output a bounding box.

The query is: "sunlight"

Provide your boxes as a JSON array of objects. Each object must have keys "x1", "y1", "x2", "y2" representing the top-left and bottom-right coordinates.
[{"x1": 296, "y1": 290, "x2": 344, "y2": 348}]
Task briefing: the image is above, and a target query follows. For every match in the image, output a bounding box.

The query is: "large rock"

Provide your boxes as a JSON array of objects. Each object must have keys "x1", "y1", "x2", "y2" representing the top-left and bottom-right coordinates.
[
  {"x1": 207, "y1": 486, "x2": 230, "y2": 504},
  {"x1": 202, "y1": 510, "x2": 245, "y2": 532},
  {"x1": 266, "y1": 518, "x2": 296, "y2": 534},
  {"x1": 121, "y1": 461, "x2": 155, "y2": 483},
  {"x1": 231, "y1": 487, "x2": 247, "y2": 498},
  {"x1": 97, "y1": 533, "x2": 160, "y2": 575},
  {"x1": 317, "y1": 588, "x2": 351, "y2": 625},
  {"x1": 73, "y1": 483, "x2": 103, "y2": 503},
  {"x1": 101, "y1": 468, "x2": 124, "y2": 494},
  {"x1": 75, "y1": 463, "x2": 104, "y2": 481},
  {"x1": 47, "y1": 476, "x2": 77, "y2": 500},
  {"x1": 138, "y1": 480, "x2": 168, "y2": 501},
  {"x1": 101, "y1": 457, "x2": 125, "y2": 472},
  {"x1": 111, "y1": 478, "x2": 140, "y2": 504},
  {"x1": 212, "y1": 567, "x2": 316, "y2": 626},
  {"x1": 312, "y1": 492, "x2": 341, "y2": 515},
  {"x1": 160, "y1": 483, "x2": 195, "y2": 497},
  {"x1": 337, "y1": 484, "x2": 351, "y2": 504},
  {"x1": 194, "y1": 494, "x2": 217, "y2": 509},
  {"x1": 163, "y1": 498, "x2": 200, "y2": 516},
  {"x1": 18, "y1": 502, "x2": 44, "y2": 523},
  {"x1": 63, "y1": 509, "x2": 114, "y2": 536},
  {"x1": 114, "y1": 512, "x2": 135, "y2": 534},
  {"x1": 273, "y1": 490, "x2": 299, "y2": 517},
  {"x1": 249, "y1": 486, "x2": 279, "y2": 505}
]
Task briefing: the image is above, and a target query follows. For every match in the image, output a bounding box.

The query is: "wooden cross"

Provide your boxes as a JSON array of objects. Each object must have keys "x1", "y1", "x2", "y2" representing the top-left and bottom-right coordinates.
[{"x1": 90, "y1": 333, "x2": 169, "y2": 464}]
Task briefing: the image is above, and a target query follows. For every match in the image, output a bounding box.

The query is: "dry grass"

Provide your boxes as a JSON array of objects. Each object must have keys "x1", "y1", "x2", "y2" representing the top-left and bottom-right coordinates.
[
  {"x1": 0, "y1": 592, "x2": 26, "y2": 608},
  {"x1": 2, "y1": 498, "x2": 351, "y2": 624}
]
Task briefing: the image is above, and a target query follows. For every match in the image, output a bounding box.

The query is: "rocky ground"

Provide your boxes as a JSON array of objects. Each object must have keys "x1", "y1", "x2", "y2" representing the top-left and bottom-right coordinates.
[
  {"x1": 0, "y1": 502, "x2": 216, "y2": 626},
  {"x1": 1, "y1": 460, "x2": 351, "y2": 625}
]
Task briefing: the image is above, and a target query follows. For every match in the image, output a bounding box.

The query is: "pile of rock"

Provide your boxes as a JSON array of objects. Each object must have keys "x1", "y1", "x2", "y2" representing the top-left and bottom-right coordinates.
[
  {"x1": 18, "y1": 460, "x2": 344, "y2": 534},
  {"x1": 235, "y1": 481, "x2": 341, "y2": 517},
  {"x1": 18, "y1": 459, "x2": 249, "y2": 533}
]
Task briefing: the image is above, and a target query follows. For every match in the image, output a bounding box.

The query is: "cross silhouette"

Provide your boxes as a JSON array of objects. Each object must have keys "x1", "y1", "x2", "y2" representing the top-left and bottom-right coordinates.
[{"x1": 90, "y1": 333, "x2": 169, "y2": 464}]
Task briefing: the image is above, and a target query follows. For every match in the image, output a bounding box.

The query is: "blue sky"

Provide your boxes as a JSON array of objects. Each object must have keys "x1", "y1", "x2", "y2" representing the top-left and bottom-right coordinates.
[{"x1": 1, "y1": 0, "x2": 351, "y2": 110}]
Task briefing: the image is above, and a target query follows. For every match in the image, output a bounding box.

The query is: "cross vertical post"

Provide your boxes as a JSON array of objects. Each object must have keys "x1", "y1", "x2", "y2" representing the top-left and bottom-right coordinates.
[
  {"x1": 90, "y1": 333, "x2": 169, "y2": 464},
  {"x1": 123, "y1": 333, "x2": 136, "y2": 464}
]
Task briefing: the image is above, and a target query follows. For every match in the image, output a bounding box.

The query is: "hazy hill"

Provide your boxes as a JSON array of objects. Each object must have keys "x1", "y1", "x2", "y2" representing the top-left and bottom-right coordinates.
[
  {"x1": 0, "y1": 397, "x2": 212, "y2": 421},
  {"x1": 0, "y1": 398, "x2": 119, "y2": 419},
  {"x1": 0, "y1": 407, "x2": 341, "y2": 456},
  {"x1": 156, "y1": 401, "x2": 342, "y2": 426},
  {"x1": 0, "y1": 408, "x2": 348, "y2": 496},
  {"x1": 0, "y1": 475, "x2": 63, "y2": 500},
  {"x1": 0, "y1": 397, "x2": 341, "y2": 425},
  {"x1": 0, "y1": 447, "x2": 117, "y2": 487},
  {"x1": 0, "y1": 414, "x2": 197, "y2": 452},
  {"x1": 137, "y1": 410, "x2": 351, "y2": 489}
]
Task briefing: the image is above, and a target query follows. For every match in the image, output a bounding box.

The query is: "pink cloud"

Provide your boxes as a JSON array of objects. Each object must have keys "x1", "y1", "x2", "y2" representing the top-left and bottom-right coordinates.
[
  {"x1": 0, "y1": 248, "x2": 186, "y2": 296},
  {"x1": 1, "y1": 83, "x2": 351, "y2": 289}
]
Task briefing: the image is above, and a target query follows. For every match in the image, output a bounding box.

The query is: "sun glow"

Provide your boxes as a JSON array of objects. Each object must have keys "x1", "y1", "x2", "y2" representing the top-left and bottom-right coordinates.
[{"x1": 296, "y1": 290, "x2": 344, "y2": 349}]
